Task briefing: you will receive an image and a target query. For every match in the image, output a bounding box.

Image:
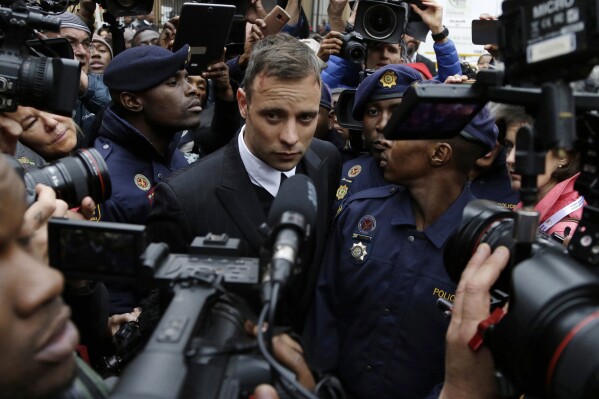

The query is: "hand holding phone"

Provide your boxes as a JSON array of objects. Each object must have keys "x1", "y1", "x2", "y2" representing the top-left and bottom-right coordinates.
[{"x1": 261, "y1": 5, "x2": 291, "y2": 36}]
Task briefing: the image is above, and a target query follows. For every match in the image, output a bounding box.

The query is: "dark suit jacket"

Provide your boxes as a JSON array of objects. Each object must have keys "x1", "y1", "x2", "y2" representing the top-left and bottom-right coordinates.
[
  {"x1": 146, "y1": 134, "x2": 341, "y2": 327},
  {"x1": 416, "y1": 53, "x2": 438, "y2": 77}
]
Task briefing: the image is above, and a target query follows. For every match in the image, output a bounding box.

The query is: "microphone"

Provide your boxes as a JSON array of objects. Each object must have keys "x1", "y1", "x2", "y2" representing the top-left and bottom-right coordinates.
[{"x1": 261, "y1": 174, "x2": 318, "y2": 303}]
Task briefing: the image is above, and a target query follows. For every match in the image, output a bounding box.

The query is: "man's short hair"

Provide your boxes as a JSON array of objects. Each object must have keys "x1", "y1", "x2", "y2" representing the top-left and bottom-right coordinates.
[{"x1": 242, "y1": 33, "x2": 322, "y2": 102}]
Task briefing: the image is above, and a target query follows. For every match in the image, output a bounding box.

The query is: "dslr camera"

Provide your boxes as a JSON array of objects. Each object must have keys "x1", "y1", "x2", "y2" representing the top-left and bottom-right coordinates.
[{"x1": 339, "y1": 31, "x2": 367, "y2": 64}]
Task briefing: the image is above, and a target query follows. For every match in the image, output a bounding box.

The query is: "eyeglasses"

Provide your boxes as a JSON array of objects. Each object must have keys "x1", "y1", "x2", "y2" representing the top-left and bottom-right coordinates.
[{"x1": 63, "y1": 36, "x2": 95, "y2": 52}]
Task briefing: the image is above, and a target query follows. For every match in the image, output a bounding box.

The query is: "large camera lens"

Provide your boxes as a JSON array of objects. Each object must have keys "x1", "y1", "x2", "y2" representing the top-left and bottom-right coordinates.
[
  {"x1": 363, "y1": 4, "x2": 398, "y2": 40},
  {"x1": 444, "y1": 199, "x2": 515, "y2": 286},
  {"x1": 18, "y1": 56, "x2": 81, "y2": 116},
  {"x1": 23, "y1": 148, "x2": 111, "y2": 207}
]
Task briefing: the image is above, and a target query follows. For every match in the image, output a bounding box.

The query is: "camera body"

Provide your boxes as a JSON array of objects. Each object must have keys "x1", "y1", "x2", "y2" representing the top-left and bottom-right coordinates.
[
  {"x1": 48, "y1": 219, "x2": 280, "y2": 398},
  {"x1": 445, "y1": 199, "x2": 599, "y2": 398},
  {"x1": 0, "y1": 4, "x2": 81, "y2": 115},
  {"x1": 340, "y1": 31, "x2": 367, "y2": 64},
  {"x1": 353, "y1": 0, "x2": 409, "y2": 44}
]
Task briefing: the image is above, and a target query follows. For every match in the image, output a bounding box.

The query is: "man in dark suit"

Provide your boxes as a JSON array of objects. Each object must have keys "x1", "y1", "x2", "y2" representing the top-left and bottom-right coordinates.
[
  {"x1": 404, "y1": 33, "x2": 438, "y2": 76},
  {"x1": 146, "y1": 34, "x2": 341, "y2": 329}
]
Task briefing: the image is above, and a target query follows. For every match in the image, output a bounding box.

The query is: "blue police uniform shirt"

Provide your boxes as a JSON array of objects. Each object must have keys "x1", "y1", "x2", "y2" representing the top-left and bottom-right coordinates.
[
  {"x1": 93, "y1": 106, "x2": 189, "y2": 225},
  {"x1": 305, "y1": 184, "x2": 476, "y2": 399},
  {"x1": 333, "y1": 154, "x2": 390, "y2": 213},
  {"x1": 92, "y1": 106, "x2": 189, "y2": 314}
]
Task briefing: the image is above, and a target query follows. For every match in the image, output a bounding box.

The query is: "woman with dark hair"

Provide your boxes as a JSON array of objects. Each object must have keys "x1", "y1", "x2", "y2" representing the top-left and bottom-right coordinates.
[{"x1": 491, "y1": 103, "x2": 584, "y2": 238}]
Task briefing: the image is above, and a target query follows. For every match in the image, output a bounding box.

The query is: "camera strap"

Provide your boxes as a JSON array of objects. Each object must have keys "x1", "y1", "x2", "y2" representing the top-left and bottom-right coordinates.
[{"x1": 539, "y1": 196, "x2": 585, "y2": 232}]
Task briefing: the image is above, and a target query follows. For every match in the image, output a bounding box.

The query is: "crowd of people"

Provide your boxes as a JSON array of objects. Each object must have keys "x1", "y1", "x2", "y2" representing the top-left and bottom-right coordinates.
[{"x1": 0, "y1": 0, "x2": 590, "y2": 397}]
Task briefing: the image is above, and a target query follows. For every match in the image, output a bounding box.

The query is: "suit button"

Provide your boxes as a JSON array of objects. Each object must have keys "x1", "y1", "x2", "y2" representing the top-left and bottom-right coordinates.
[
  {"x1": 366, "y1": 365, "x2": 372, "y2": 372},
  {"x1": 102, "y1": 144, "x2": 109, "y2": 149},
  {"x1": 158, "y1": 173, "x2": 163, "y2": 179},
  {"x1": 407, "y1": 235, "x2": 415, "y2": 243}
]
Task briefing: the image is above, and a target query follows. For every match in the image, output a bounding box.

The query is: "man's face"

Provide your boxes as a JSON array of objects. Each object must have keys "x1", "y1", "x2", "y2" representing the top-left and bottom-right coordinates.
[
  {"x1": 136, "y1": 69, "x2": 202, "y2": 133},
  {"x1": 403, "y1": 34, "x2": 420, "y2": 57},
  {"x1": 133, "y1": 30, "x2": 159, "y2": 47},
  {"x1": 362, "y1": 97, "x2": 402, "y2": 162},
  {"x1": 380, "y1": 138, "x2": 431, "y2": 185},
  {"x1": 188, "y1": 75, "x2": 208, "y2": 106},
  {"x1": 0, "y1": 173, "x2": 79, "y2": 398},
  {"x1": 366, "y1": 42, "x2": 402, "y2": 70},
  {"x1": 237, "y1": 73, "x2": 321, "y2": 171},
  {"x1": 89, "y1": 42, "x2": 112, "y2": 74},
  {"x1": 59, "y1": 27, "x2": 91, "y2": 72}
]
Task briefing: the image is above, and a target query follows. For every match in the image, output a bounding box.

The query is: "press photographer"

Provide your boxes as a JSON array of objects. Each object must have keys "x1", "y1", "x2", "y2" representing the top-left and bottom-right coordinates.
[{"x1": 319, "y1": 0, "x2": 461, "y2": 90}]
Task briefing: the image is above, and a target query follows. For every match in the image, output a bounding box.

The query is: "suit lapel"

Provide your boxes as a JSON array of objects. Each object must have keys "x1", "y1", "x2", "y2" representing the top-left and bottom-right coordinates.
[
  {"x1": 302, "y1": 148, "x2": 329, "y2": 252},
  {"x1": 215, "y1": 140, "x2": 266, "y2": 254}
]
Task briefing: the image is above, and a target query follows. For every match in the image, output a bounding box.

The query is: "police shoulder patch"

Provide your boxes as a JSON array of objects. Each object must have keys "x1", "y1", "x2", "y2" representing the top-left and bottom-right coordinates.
[
  {"x1": 134, "y1": 174, "x2": 151, "y2": 191},
  {"x1": 348, "y1": 164, "x2": 362, "y2": 178},
  {"x1": 358, "y1": 215, "x2": 376, "y2": 234}
]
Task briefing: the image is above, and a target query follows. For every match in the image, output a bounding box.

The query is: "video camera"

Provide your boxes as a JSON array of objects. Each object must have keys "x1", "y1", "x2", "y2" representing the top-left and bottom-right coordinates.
[
  {"x1": 48, "y1": 174, "x2": 341, "y2": 399},
  {"x1": 352, "y1": 0, "x2": 428, "y2": 44},
  {"x1": 0, "y1": 0, "x2": 81, "y2": 115},
  {"x1": 381, "y1": 0, "x2": 599, "y2": 398}
]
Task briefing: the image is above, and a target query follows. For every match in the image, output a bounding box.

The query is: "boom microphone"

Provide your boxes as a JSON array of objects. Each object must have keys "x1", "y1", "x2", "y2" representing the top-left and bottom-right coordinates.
[{"x1": 262, "y1": 174, "x2": 318, "y2": 302}]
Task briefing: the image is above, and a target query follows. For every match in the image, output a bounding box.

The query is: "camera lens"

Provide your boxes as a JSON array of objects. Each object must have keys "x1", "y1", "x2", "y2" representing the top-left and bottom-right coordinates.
[
  {"x1": 345, "y1": 42, "x2": 367, "y2": 64},
  {"x1": 363, "y1": 4, "x2": 397, "y2": 40},
  {"x1": 23, "y1": 148, "x2": 112, "y2": 207},
  {"x1": 444, "y1": 199, "x2": 515, "y2": 286}
]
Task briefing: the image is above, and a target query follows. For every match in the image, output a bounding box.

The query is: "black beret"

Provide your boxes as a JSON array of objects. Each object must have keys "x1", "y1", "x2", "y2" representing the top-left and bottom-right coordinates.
[
  {"x1": 460, "y1": 106, "x2": 499, "y2": 153},
  {"x1": 104, "y1": 45, "x2": 190, "y2": 92},
  {"x1": 352, "y1": 64, "x2": 423, "y2": 120}
]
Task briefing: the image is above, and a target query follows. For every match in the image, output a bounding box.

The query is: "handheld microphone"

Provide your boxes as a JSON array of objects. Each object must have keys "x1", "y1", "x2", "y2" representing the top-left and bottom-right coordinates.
[{"x1": 261, "y1": 174, "x2": 318, "y2": 303}]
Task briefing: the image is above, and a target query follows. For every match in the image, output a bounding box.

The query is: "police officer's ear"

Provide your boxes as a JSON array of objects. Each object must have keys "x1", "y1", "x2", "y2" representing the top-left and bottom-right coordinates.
[
  {"x1": 237, "y1": 88, "x2": 249, "y2": 119},
  {"x1": 430, "y1": 142, "x2": 453, "y2": 167},
  {"x1": 119, "y1": 92, "x2": 143, "y2": 113},
  {"x1": 328, "y1": 109, "x2": 336, "y2": 130}
]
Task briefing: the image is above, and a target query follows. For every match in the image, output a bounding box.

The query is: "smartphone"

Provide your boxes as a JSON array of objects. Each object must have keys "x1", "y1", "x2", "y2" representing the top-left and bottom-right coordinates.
[
  {"x1": 261, "y1": 5, "x2": 291, "y2": 37},
  {"x1": 471, "y1": 19, "x2": 500, "y2": 45},
  {"x1": 172, "y1": 3, "x2": 236, "y2": 75}
]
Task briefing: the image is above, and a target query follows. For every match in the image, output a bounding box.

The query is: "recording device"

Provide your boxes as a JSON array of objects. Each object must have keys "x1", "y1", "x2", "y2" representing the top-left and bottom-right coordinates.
[
  {"x1": 339, "y1": 31, "x2": 367, "y2": 64},
  {"x1": 261, "y1": 5, "x2": 290, "y2": 37},
  {"x1": 470, "y1": 0, "x2": 599, "y2": 84},
  {"x1": 353, "y1": 0, "x2": 429, "y2": 44},
  {"x1": 49, "y1": 175, "x2": 339, "y2": 398},
  {"x1": 471, "y1": 19, "x2": 500, "y2": 46},
  {"x1": 7, "y1": 148, "x2": 112, "y2": 208},
  {"x1": 0, "y1": 1, "x2": 81, "y2": 115},
  {"x1": 378, "y1": 0, "x2": 599, "y2": 397},
  {"x1": 172, "y1": 3, "x2": 236, "y2": 75}
]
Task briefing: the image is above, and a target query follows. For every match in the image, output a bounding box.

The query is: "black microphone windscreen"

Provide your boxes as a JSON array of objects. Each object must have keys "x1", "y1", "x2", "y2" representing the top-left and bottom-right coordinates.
[{"x1": 267, "y1": 174, "x2": 318, "y2": 227}]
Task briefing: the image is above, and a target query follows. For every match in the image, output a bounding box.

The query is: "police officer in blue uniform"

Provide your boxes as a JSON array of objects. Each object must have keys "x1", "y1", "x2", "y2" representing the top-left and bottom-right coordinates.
[
  {"x1": 93, "y1": 45, "x2": 200, "y2": 226},
  {"x1": 304, "y1": 106, "x2": 499, "y2": 399},
  {"x1": 93, "y1": 45, "x2": 202, "y2": 313},
  {"x1": 333, "y1": 65, "x2": 423, "y2": 213}
]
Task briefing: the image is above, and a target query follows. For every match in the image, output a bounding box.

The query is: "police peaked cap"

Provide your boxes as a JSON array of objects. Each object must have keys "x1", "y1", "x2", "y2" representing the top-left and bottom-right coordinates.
[
  {"x1": 460, "y1": 106, "x2": 499, "y2": 153},
  {"x1": 352, "y1": 64, "x2": 423, "y2": 120},
  {"x1": 104, "y1": 45, "x2": 190, "y2": 92}
]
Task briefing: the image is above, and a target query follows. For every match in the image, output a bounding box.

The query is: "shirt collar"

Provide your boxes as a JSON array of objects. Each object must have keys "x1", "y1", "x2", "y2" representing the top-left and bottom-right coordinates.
[
  {"x1": 238, "y1": 125, "x2": 295, "y2": 197},
  {"x1": 391, "y1": 185, "x2": 475, "y2": 249}
]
